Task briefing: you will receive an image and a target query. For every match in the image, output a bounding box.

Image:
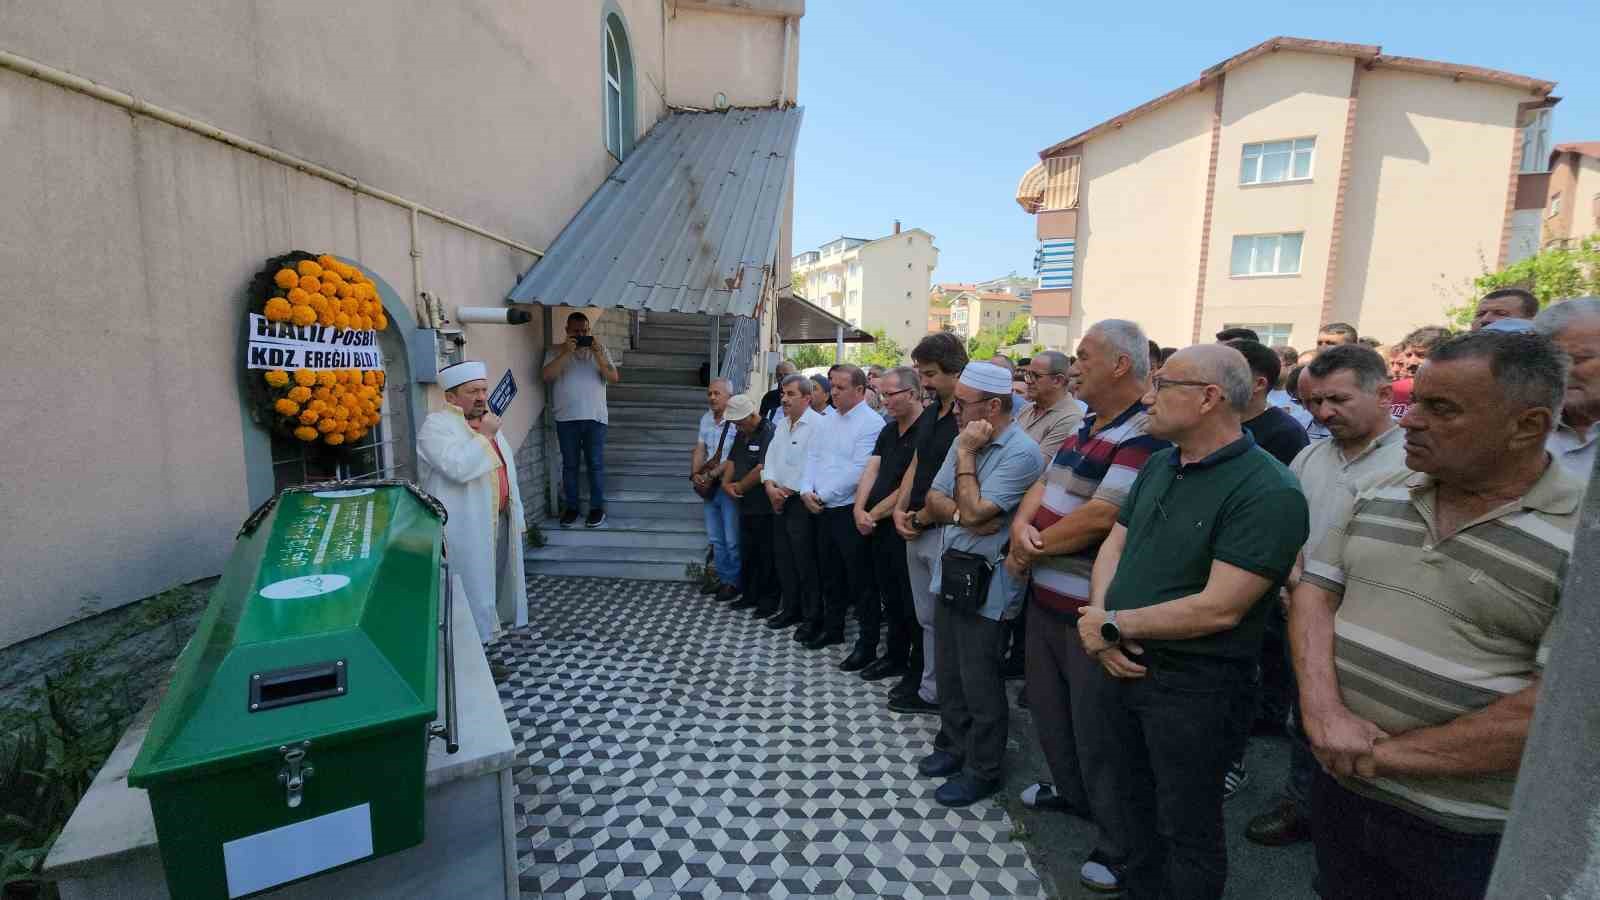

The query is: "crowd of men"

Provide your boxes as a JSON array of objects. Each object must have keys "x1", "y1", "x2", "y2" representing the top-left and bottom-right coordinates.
[{"x1": 670, "y1": 284, "x2": 1598, "y2": 900}]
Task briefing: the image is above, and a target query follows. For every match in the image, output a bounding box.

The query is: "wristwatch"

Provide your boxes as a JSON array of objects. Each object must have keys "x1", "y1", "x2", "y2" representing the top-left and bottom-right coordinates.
[
  {"x1": 952, "y1": 509, "x2": 962, "y2": 527},
  {"x1": 1100, "y1": 610, "x2": 1121, "y2": 645}
]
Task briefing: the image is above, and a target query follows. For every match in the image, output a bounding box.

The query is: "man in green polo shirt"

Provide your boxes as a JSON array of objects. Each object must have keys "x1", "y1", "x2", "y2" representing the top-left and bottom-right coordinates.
[{"x1": 1075, "y1": 344, "x2": 1308, "y2": 900}]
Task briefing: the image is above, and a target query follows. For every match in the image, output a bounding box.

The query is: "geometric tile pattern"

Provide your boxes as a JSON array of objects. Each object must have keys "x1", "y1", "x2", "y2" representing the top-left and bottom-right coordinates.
[{"x1": 491, "y1": 576, "x2": 1046, "y2": 899}]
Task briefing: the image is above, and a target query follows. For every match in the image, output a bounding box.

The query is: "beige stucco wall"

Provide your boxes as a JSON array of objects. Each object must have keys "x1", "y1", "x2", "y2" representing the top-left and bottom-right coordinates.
[
  {"x1": 1199, "y1": 52, "x2": 1354, "y2": 347},
  {"x1": 668, "y1": 6, "x2": 798, "y2": 109},
  {"x1": 1551, "y1": 156, "x2": 1600, "y2": 243},
  {"x1": 0, "y1": 1, "x2": 796, "y2": 648},
  {"x1": 1074, "y1": 87, "x2": 1214, "y2": 349},
  {"x1": 858, "y1": 232, "x2": 938, "y2": 356},
  {"x1": 1333, "y1": 70, "x2": 1526, "y2": 344}
]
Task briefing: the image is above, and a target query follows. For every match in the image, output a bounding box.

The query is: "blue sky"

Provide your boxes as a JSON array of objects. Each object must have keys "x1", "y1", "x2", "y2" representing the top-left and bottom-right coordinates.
[{"x1": 791, "y1": 0, "x2": 1600, "y2": 283}]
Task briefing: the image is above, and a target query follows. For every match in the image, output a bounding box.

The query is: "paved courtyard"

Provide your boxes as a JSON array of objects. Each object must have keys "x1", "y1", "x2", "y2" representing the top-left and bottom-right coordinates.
[{"x1": 492, "y1": 575, "x2": 1045, "y2": 899}]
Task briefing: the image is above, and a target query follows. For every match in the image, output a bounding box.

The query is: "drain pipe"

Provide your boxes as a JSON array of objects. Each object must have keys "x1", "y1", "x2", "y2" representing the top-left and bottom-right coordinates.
[
  {"x1": 0, "y1": 49, "x2": 544, "y2": 261},
  {"x1": 778, "y1": 17, "x2": 792, "y2": 105}
]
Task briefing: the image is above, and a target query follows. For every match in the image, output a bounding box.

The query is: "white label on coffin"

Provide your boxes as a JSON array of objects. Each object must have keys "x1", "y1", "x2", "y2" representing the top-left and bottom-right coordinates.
[{"x1": 222, "y1": 803, "x2": 374, "y2": 898}]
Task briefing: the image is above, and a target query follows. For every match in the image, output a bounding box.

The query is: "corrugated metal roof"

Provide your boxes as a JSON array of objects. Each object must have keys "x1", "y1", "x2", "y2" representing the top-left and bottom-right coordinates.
[
  {"x1": 507, "y1": 106, "x2": 804, "y2": 316},
  {"x1": 777, "y1": 292, "x2": 875, "y2": 344}
]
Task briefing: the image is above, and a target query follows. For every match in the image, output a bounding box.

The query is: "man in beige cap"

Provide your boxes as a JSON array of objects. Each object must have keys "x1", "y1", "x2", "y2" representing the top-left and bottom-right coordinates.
[
  {"x1": 718, "y1": 393, "x2": 778, "y2": 611},
  {"x1": 418, "y1": 360, "x2": 528, "y2": 645}
]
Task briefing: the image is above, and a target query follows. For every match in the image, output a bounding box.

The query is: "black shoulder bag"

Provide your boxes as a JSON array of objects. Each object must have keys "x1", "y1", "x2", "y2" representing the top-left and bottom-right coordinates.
[{"x1": 939, "y1": 548, "x2": 996, "y2": 610}]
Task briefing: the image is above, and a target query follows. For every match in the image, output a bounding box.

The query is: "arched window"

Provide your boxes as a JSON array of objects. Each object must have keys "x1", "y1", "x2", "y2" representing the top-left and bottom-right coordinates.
[{"x1": 603, "y1": 12, "x2": 635, "y2": 159}]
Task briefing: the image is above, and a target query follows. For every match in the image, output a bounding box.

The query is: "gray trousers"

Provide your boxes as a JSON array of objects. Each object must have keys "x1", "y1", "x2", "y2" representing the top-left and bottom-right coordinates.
[
  {"x1": 905, "y1": 528, "x2": 942, "y2": 702},
  {"x1": 1027, "y1": 602, "x2": 1127, "y2": 859},
  {"x1": 934, "y1": 595, "x2": 1009, "y2": 782}
]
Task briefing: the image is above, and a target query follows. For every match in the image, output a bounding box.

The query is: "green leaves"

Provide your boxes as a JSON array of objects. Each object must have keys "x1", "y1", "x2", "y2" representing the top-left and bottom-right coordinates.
[{"x1": 1449, "y1": 234, "x2": 1600, "y2": 328}]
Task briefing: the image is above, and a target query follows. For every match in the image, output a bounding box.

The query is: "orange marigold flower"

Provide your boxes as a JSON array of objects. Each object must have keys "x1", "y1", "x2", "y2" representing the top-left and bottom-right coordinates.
[
  {"x1": 336, "y1": 283, "x2": 355, "y2": 299},
  {"x1": 332, "y1": 405, "x2": 351, "y2": 420},
  {"x1": 264, "y1": 370, "x2": 290, "y2": 388},
  {"x1": 374, "y1": 312, "x2": 389, "y2": 331},
  {"x1": 317, "y1": 308, "x2": 338, "y2": 327},
  {"x1": 294, "y1": 426, "x2": 319, "y2": 442},
  {"x1": 318, "y1": 281, "x2": 338, "y2": 298},
  {"x1": 298, "y1": 275, "x2": 321, "y2": 295},
  {"x1": 315, "y1": 371, "x2": 337, "y2": 387},
  {"x1": 317, "y1": 254, "x2": 338, "y2": 270},
  {"x1": 298, "y1": 408, "x2": 320, "y2": 425},
  {"x1": 335, "y1": 313, "x2": 352, "y2": 331},
  {"x1": 287, "y1": 385, "x2": 312, "y2": 403},
  {"x1": 290, "y1": 305, "x2": 317, "y2": 327},
  {"x1": 324, "y1": 432, "x2": 345, "y2": 446},
  {"x1": 263, "y1": 297, "x2": 292, "y2": 322},
  {"x1": 274, "y1": 268, "x2": 299, "y2": 290},
  {"x1": 296, "y1": 260, "x2": 323, "y2": 278},
  {"x1": 317, "y1": 417, "x2": 340, "y2": 433},
  {"x1": 287, "y1": 287, "x2": 311, "y2": 305},
  {"x1": 293, "y1": 368, "x2": 317, "y2": 387},
  {"x1": 309, "y1": 398, "x2": 329, "y2": 411},
  {"x1": 354, "y1": 283, "x2": 375, "y2": 299},
  {"x1": 274, "y1": 398, "x2": 300, "y2": 416},
  {"x1": 339, "y1": 298, "x2": 360, "y2": 317}
]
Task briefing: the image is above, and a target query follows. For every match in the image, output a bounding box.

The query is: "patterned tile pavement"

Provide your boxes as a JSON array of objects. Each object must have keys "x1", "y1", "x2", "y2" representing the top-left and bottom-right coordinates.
[{"x1": 490, "y1": 576, "x2": 1046, "y2": 899}]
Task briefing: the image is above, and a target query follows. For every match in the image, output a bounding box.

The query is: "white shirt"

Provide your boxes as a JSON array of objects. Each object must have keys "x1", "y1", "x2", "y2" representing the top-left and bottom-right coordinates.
[
  {"x1": 1547, "y1": 420, "x2": 1600, "y2": 477},
  {"x1": 552, "y1": 348, "x2": 613, "y2": 424},
  {"x1": 697, "y1": 410, "x2": 736, "y2": 461},
  {"x1": 798, "y1": 400, "x2": 882, "y2": 508},
  {"x1": 761, "y1": 407, "x2": 824, "y2": 490}
]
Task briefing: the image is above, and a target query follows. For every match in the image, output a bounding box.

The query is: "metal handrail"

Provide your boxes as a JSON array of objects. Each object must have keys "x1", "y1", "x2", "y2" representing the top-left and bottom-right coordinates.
[{"x1": 429, "y1": 559, "x2": 460, "y2": 754}]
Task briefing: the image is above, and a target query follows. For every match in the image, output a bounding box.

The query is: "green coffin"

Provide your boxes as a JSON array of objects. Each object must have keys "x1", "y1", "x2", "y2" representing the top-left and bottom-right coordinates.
[{"x1": 128, "y1": 483, "x2": 444, "y2": 899}]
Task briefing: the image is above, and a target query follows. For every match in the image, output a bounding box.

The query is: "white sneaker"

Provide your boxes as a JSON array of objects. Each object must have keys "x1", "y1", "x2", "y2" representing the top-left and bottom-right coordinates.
[
  {"x1": 1079, "y1": 850, "x2": 1125, "y2": 893},
  {"x1": 1224, "y1": 761, "x2": 1251, "y2": 801}
]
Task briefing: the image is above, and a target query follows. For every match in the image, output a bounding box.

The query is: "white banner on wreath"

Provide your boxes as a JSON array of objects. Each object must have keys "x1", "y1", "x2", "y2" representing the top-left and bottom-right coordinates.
[{"x1": 246, "y1": 314, "x2": 384, "y2": 371}]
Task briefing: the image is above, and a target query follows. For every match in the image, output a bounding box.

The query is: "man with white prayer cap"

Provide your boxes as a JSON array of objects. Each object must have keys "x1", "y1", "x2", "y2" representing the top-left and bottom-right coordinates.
[
  {"x1": 912, "y1": 360, "x2": 1045, "y2": 807},
  {"x1": 417, "y1": 360, "x2": 528, "y2": 646}
]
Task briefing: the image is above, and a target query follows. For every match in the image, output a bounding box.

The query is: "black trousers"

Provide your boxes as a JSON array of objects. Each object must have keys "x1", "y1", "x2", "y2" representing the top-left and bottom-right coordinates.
[
  {"x1": 1083, "y1": 651, "x2": 1253, "y2": 900},
  {"x1": 1311, "y1": 770, "x2": 1501, "y2": 900},
  {"x1": 933, "y1": 597, "x2": 1009, "y2": 782},
  {"x1": 773, "y1": 497, "x2": 820, "y2": 621},
  {"x1": 870, "y1": 526, "x2": 916, "y2": 668},
  {"x1": 814, "y1": 506, "x2": 874, "y2": 642},
  {"x1": 739, "y1": 512, "x2": 777, "y2": 613}
]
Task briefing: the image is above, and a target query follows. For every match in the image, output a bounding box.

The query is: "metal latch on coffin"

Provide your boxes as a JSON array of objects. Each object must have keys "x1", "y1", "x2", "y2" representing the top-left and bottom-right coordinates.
[{"x1": 277, "y1": 741, "x2": 314, "y2": 808}]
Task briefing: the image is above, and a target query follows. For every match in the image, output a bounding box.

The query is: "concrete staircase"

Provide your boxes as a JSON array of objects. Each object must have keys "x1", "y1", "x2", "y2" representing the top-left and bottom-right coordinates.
[{"x1": 524, "y1": 312, "x2": 734, "y2": 580}]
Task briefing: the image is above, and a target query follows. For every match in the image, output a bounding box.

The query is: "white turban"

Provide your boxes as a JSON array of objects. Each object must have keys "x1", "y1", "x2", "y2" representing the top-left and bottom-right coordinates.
[{"x1": 439, "y1": 360, "x2": 488, "y2": 391}]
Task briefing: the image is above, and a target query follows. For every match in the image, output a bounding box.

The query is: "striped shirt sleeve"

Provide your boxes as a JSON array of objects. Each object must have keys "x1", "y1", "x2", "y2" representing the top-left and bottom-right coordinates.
[{"x1": 1092, "y1": 434, "x2": 1166, "y2": 509}]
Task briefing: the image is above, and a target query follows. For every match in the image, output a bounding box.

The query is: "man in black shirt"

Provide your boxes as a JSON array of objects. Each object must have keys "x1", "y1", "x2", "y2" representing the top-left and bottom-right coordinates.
[
  {"x1": 760, "y1": 359, "x2": 796, "y2": 424},
  {"x1": 850, "y1": 367, "x2": 925, "y2": 680},
  {"x1": 719, "y1": 394, "x2": 777, "y2": 616},
  {"x1": 889, "y1": 332, "x2": 969, "y2": 714},
  {"x1": 1224, "y1": 338, "x2": 1312, "y2": 801}
]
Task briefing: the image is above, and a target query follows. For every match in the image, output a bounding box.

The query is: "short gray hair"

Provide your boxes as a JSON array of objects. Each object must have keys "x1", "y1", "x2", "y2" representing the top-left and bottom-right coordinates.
[
  {"x1": 1034, "y1": 350, "x2": 1071, "y2": 376},
  {"x1": 779, "y1": 373, "x2": 809, "y2": 394},
  {"x1": 1533, "y1": 297, "x2": 1600, "y2": 338},
  {"x1": 1429, "y1": 331, "x2": 1566, "y2": 419},
  {"x1": 1087, "y1": 319, "x2": 1151, "y2": 382},
  {"x1": 708, "y1": 377, "x2": 732, "y2": 394},
  {"x1": 886, "y1": 366, "x2": 923, "y2": 402}
]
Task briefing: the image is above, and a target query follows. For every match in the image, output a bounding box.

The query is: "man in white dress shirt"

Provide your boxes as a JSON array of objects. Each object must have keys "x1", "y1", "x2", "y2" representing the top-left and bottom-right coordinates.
[
  {"x1": 797, "y1": 364, "x2": 883, "y2": 653},
  {"x1": 762, "y1": 374, "x2": 826, "y2": 631}
]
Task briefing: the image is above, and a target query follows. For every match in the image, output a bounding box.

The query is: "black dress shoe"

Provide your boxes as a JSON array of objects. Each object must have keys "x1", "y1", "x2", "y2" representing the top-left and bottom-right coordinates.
[
  {"x1": 935, "y1": 773, "x2": 1001, "y2": 807},
  {"x1": 802, "y1": 630, "x2": 843, "y2": 650},
  {"x1": 1245, "y1": 799, "x2": 1312, "y2": 846},
  {"x1": 888, "y1": 678, "x2": 920, "y2": 701},
  {"x1": 793, "y1": 624, "x2": 820, "y2": 643},
  {"x1": 751, "y1": 606, "x2": 777, "y2": 619},
  {"x1": 888, "y1": 693, "x2": 940, "y2": 716},
  {"x1": 917, "y1": 749, "x2": 964, "y2": 778},
  {"x1": 699, "y1": 580, "x2": 720, "y2": 596},
  {"x1": 715, "y1": 585, "x2": 742, "y2": 603},
  {"x1": 839, "y1": 646, "x2": 876, "y2": 672},
  {"x1": 729, "y1": 595, "x2": 757, "y2": 611},
  {"x1": 860, "y1": 658, "x2": 907, "y2": 682},
  {"x1": 767, "y1": 610, "x2": 803, "y2": 629}
]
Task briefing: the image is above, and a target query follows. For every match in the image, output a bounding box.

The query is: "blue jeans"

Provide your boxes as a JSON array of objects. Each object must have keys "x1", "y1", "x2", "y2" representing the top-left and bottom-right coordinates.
[
  {"x1": 555, "y1": 420, "x2": 606, "y2": 513},
  {"x1": 703, "y1": 490, "x2": 741, "y2": 588}
]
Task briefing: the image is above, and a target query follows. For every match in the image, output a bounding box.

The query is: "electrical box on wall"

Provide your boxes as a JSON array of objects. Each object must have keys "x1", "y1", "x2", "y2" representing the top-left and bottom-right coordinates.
[{"x1": 407, "y1": 329, "x2": 440, "y2": 383}]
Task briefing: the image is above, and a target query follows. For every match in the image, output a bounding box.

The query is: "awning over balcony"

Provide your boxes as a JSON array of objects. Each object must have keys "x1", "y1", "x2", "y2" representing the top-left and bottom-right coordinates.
[
  {"x1": 507, "y1": 106, "x2": 804, "y2": 316},
  {"x1": 1015, "y1": 154, "x2": 1080, "y2": 214},
  {"x1": 777, "y1": 292, "x2": 875, "y2": 344}
]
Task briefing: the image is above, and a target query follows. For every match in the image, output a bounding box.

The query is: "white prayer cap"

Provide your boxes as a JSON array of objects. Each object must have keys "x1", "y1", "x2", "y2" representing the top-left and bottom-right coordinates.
[
  {"x1": 439, "y1": 360, "x2": 488, "y2": 390},
  {"x1": 725, "y1": 394, "x2": 757, "y2": 421},
  {"x1": 959, "y1": 361, "x2": 1012, "y2": 395}
]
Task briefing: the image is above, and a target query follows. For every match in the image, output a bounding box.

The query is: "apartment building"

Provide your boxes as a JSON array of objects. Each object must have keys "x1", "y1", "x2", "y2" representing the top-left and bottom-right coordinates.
[
  {"x1": 792, "y1": 223, "x2": 939, "y2": 353},
  {"x1": 1541, "y1": 143, "x2": 1600, "y2": 248},
  {"x1": 948, "y1": 291, "x2": 1027, "y2": 340},
  {"x1": 1015, "y1": 37, "x2": 1559, "y2": 350}
]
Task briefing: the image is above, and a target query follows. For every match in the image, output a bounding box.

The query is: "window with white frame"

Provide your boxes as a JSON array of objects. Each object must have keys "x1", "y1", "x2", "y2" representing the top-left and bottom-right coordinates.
[
  {"x1": 1230, "y1": 233, "x2": 1304, "y2": 276},
  {"x1": 1549, "y1": 192, "x2": 1562, "y2": 219},
  {"x1": 1240, "y1": 138, "x2": 1314, "y2": 185},
  {"x1": 603, "y1": 14, "x2": 633, "y2": 160},
  {"x1": 1224, "y1": 323, "x2": 1294, "y2": 347},
  {"x1": 1519, "y1": 108, "x2": 1552, "y2": 174}
]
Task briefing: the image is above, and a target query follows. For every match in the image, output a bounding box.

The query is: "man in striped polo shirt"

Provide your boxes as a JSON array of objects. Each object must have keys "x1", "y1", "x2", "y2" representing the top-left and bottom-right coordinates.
[
  {"x1": 1005, "y1": 320, "x2": 1169, "y2": 894},
  {"x1": 1294, "y1": 331, "x2": 1581, "y2": 900}
]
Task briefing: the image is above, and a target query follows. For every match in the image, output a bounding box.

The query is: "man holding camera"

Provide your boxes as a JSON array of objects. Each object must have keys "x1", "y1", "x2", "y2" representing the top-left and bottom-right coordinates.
[{"x1": 541, "y1": 311, "x2": 620, "y2": 528}]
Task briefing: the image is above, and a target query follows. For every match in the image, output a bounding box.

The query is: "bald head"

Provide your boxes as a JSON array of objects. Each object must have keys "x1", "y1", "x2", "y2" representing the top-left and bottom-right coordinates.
[{"x1": 1168, "y1": 345, "x2": 1253, "y2": 413}]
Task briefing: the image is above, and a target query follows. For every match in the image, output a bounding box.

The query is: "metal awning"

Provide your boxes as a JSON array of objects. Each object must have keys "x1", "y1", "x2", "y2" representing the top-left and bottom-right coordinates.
[
  {"x1": 777, "y1": 292, "x2": 875, "y2": 344},
  {"x1": 507, "y1": 106, "x2": 804, "y2": 316}
]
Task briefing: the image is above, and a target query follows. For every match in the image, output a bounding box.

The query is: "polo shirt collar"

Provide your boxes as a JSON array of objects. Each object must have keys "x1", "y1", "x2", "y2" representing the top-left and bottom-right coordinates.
[
  {"x1": 1080, "y1": 399, "x2": 1147, "y2": 435},
  {"x1": 1342, "y1": 424, "x2": 1403, "y2": 465},
  {"x1": 1557, "y1": 418, "x2": 1600, "y2": 448},
  {"x1": 1404, "y1": 454, "x2": 1586, "y2": 517},
  {"x1": 1168, "y1": 431, "x2": 1256, "y2": 470}
]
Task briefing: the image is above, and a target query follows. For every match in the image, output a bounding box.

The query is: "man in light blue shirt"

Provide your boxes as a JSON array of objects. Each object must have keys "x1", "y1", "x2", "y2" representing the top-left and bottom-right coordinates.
[
  {"x1": 912, "y1": 361, "x2": 1044, "y2": 807},
  {"x1": 692, "y1": 378, "x2": 741, "y2": 600},
  {"x1": 796, "y1": 364, "x2": 883, "y2": 652}
]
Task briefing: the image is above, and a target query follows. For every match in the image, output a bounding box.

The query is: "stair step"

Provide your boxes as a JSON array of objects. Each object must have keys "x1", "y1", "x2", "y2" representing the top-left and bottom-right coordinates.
[
  {"x1": 621, "y1": 351, "x2": 708, "y2": 369},
  {"x1": 624, "y1": 367, "x2": 703, "y2": 386},
  {"x1": 525, "y1": 542, "x2": 704, "y2": 564},
  {"x1": 537, "y1": 528, "x2": 707, "y2": 549},
  {"x1": 603, "y1": 497, "x2": 705, "y2": 520},
  {"x1": 572, "y1": 472, "x2": 691, "y2": 494},
  {"x1": 604, "y1": 460, "x2": 695, "y2": 476},
  {"x1": 608, "y1": 384, "x2": 708, "y2": 404},
  {"x1": 524, "y1": 560, "x2": 692, "y2": 581},
  {"x1": 538, "y1": 515, "x2": 705, "y2": 534},
  {"x1": 607, "y1": 409, "x2": 706, "y2": 427},
  {"x1": 606, "y1": 428, "x2": 702, "y2": 446}
]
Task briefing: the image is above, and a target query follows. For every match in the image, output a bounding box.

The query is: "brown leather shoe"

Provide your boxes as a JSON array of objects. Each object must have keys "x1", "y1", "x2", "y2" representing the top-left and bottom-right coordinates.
[{"x1": 1246, "y1": 798, "x2": 1311, "y2": 846}]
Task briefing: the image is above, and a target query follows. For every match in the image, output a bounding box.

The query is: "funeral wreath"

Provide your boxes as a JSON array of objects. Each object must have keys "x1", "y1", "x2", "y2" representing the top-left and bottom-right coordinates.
[{"x1": 245, "y1": 251, "x2": 389, "y2": 450}]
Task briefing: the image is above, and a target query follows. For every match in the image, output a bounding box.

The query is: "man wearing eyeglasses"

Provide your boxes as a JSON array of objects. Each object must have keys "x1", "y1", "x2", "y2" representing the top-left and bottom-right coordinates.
[
  {"x1": 1016, "y1": 350, "x2": 1085, "y2": 463},
  {"x1": 1075, "y1": 344, "x2": 1308, "y2": 899}
]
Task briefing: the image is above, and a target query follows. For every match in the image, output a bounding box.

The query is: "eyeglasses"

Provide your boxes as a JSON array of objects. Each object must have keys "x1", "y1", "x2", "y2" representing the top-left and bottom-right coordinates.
[
  {"x1": 881, "y1": 387, "x2": 914, "y2": 399},
  {"x1": 1150, "y1": 375, "x2": 1212, "y2": 393},
  {"x1": 1020, "y1": 370, "x2": 1062, "y2": 383}
]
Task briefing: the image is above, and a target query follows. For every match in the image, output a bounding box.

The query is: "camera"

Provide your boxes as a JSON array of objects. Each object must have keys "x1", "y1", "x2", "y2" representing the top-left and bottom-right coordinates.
[{"x1": 575, "y1": 335, "x2": 594, "y2": 348}]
